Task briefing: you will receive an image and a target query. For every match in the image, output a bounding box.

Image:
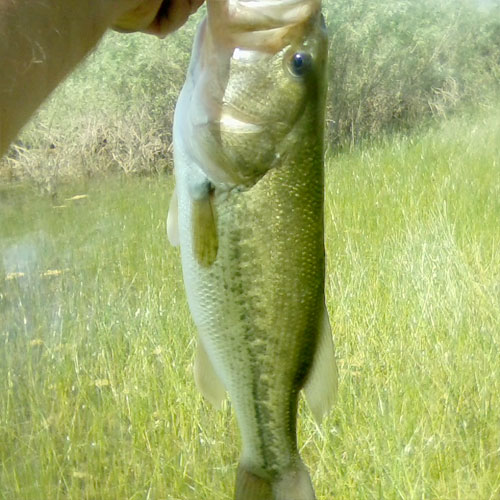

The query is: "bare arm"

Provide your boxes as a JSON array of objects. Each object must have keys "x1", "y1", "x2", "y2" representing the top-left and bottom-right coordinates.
[{"x1": 0, "y1": 0, "x2": 203, "y2": 156}]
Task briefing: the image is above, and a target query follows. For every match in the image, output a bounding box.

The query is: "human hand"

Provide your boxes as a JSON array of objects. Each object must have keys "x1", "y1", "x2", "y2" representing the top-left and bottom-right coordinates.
[{"x1": 113, "y1": 0, "x2": 205, "y2": 36}]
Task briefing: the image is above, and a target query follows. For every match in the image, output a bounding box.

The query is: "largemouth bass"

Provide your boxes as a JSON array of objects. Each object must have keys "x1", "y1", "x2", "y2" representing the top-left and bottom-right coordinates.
[{"x1": 168, "y1": 1, "x2": 337, "y2": 498}]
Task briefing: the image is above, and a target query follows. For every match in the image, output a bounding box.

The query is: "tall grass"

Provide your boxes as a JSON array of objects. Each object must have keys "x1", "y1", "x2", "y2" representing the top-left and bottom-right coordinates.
[
  {"x1": 1, "y1": 0, "x2": 499, "y2": 186},
  {"x1": 1, "y1": 106, "x2": 499, "y2": 499}
]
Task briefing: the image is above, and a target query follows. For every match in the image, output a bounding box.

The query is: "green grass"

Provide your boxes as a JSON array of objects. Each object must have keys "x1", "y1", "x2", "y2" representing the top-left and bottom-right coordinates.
[{"x1": 1, "y1": 108, "x2": 499, "y2": 499}]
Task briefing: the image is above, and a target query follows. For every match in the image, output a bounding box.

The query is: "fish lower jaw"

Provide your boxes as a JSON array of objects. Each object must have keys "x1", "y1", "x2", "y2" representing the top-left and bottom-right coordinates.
[
  {"x1": 209, "y1": 0, "x2": 321, "y2": 52},
  {"x1": 223, "y1": 0, "x2": 320, "y2": 32}
]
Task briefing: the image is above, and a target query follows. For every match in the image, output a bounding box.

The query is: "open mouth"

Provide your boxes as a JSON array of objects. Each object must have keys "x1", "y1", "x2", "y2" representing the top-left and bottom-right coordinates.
[{"x1": 208, "y1": 0, "x2": 319, "y2": 52}]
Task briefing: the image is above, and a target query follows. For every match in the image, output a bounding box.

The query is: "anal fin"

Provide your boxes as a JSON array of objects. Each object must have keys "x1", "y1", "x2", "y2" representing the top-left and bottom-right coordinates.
[
  {"x1": 303, "y1": 303, "x2": 338, "y2": 423},
  {"x1": 194, "y1": 339, "x2": 226, "y2": 409}
]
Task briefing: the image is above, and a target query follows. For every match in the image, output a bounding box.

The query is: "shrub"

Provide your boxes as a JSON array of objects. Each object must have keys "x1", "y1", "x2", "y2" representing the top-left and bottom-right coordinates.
[{"x1": 324, "y1": 0, "x2": 500, "y2": 145}]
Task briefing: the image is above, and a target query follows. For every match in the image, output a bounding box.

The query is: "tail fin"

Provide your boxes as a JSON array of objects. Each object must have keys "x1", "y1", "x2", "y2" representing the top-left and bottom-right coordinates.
[
  {"x1": 235, "y1": 465, "x2": 273, "y2": 500},
  {"x1": 235, "y1": 462, "x2": 316, "y2": 500}
]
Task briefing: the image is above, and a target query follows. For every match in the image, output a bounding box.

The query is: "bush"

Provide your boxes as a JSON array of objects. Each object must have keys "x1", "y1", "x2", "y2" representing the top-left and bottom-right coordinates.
[{"x1": 324, "y1": 0, "x2": 500, "y2": 145}]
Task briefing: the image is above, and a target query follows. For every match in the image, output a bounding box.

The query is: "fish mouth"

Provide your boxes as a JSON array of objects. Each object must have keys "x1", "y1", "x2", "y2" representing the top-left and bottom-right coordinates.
[
  {"x1": 218, "y1": 107, "x2": 264, "y2": 134},
  {"x1": 207, "y1": 0, "x2": 320, "y2": 52}
]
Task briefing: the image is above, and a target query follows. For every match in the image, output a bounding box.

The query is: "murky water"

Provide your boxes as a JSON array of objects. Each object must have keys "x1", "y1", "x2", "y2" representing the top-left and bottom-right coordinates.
[{"x1": 0, "y1": 176, "x2": 173, "y2": 341}]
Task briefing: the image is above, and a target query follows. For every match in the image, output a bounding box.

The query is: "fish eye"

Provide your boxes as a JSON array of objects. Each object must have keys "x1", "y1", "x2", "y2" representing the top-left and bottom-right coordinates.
[{"x1": 288, "y1": 52, "x2": 313, "y2": 77}]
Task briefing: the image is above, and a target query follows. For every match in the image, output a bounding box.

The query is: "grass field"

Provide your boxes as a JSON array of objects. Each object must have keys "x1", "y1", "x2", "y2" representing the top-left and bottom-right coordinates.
[{"x1": 1, "y1": 107, "x2": 499, "y2": 499}]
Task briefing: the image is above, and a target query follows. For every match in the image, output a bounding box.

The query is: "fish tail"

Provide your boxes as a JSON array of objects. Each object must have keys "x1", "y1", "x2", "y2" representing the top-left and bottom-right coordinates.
[
  {"x1": 235, "y1": 461, "x2": 316, "y2": 500},
  {"x1": 235, "y1": 464, "x2": 273, "y2": 500}
]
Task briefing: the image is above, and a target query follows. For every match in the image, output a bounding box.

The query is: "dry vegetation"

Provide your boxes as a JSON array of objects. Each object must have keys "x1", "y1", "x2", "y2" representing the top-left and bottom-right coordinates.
[{"x1": 1, "y1": 0, "x2": 499, "y2": 188}]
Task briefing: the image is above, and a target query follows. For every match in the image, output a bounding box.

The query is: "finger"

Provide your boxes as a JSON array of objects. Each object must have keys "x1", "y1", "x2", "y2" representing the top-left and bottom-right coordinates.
[
  {"x1": 113, "y1": 0, "x2": 164, "y2": 32},
  {"x1": 143, "y1": 0, "x2": 205, "y2": 37}
]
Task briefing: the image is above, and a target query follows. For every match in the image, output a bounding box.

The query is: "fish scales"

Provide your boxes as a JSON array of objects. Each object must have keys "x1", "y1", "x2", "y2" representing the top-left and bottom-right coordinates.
[
  {"x1": 196, "y1": 158, "x2": 323, "y2": 466},
  {"x1": 169, "y1": 1, "x2": 337, "y2": 498}
]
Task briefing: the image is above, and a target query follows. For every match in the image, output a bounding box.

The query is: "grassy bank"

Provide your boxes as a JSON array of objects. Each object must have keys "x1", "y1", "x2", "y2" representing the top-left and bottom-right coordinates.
[{"x1": 1, "y1": 107, "x2": 499, "y2": 498}]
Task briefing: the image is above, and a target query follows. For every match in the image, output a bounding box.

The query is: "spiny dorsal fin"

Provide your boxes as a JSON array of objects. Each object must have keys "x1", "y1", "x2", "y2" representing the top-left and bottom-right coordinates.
[
  {"x1": 303, "y1": 303, "x2": 338, "y2": 423},
  {"x1": 194, "y1": 339, "x2": 226, "y2": 409}
]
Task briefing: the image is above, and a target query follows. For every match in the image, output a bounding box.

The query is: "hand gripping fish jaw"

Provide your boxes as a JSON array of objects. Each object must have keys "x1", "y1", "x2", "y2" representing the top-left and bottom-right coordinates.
[{"x1": 207, "y1": 0, "x2": 322, "y2": 53}]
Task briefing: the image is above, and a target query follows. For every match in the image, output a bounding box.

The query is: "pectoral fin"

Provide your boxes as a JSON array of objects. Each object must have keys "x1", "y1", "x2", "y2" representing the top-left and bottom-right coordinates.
[
  {"x1": 192, "y1": 191, "x2": 218, "y2": 267},
  {"x1": 303, "y1": 304, "x2": 338, "y2": 423},
  {"x1": 167, "y1": 187, "x2": 179, "y2": 246},
  {"x1": 194, "y1": 339, "x2": 226, "y2": 409}
]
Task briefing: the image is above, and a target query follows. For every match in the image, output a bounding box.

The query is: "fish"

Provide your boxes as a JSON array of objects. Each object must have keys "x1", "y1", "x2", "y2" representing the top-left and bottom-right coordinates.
[{"x1": 167, "y1": 0, "x2": 337, "y2": 498}]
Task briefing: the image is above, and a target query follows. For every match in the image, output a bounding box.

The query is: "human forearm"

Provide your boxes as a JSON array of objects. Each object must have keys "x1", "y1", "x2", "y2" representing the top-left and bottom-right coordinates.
[
  {"x1": 0, "y1": 0, "x2": 203, "y2": 156},
  {"x1": 0, "y1": 0, "x2": 121, "y2": 154}
]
